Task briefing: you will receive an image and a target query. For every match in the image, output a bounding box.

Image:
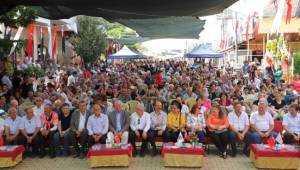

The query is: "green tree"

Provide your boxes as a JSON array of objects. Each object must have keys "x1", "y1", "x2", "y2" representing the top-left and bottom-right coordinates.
[
  {"x1": 0, "y1": 6, "x2": 37, "y2": 57},
  {"x1": 294, "y1": 52, "x2": 300, "y2": 74},
  {"x1": 73, "y1": 16, "x2": 106, "y2": 63}
]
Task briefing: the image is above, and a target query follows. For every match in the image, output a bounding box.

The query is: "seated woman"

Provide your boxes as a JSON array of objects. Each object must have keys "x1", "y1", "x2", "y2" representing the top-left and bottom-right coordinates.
[
  {"x1": 219, "y1": 93, "x2": 231, "y2": 107},
  {"x1": 207, "y1": 105, "x2": 230, "y2": 159},
  {"x1": 271, "y1": 93, "x2": 286, "y2": 120},
  {"x1": 164, "y1": 100, "x2": 186, "y2": 143},
  {"x1": 187, "y1": 104, "x2": 206, "y2": 143}
]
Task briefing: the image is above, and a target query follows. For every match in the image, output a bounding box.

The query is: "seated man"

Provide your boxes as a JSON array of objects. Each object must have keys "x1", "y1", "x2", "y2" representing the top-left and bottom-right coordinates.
[
  {"x1": 69, "y1": 101, "x2": 90, "y2": 159},
  {"x1": 228, "y1": 101, "x2": 251, "y2": 156},
  {"x1": 107, "y1": 100, "x2": 129, "y2": 144},
  {"x1": 148, "y1": 101, "x2": 167, "y2": 156},
  {"x1": 20, "y1": 107, "x2": 42, "y2": 157},
  {"x1": 87, "y1": 104, "x2": 109, "y2": 146},
  {"x1": 53, "y1": 103, "x2": 72, "y2": 156},
  {"x1": 282, "y1": 104, "x2": 300, "y2": 144},
  {"x1": 4, "y1": 107, "x2": 24, "y2": 145},
  {"x1": 129, "y1": 103, "x2": 151, "y2": 157},
  {"x1": 250, "y1": 100, "x2": 277, "y2": 144},
  {"x1": 40, "y1": 104, "x2": 59, "y2": 158}
]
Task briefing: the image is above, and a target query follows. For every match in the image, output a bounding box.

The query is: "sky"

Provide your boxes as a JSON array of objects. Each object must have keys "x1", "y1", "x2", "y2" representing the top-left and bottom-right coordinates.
[{"x1": 142, "y1": 0, "x2": 271, "y2": 55}]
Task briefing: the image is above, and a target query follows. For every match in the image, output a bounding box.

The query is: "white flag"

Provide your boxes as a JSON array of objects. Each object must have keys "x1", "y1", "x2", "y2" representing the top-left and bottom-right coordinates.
[
  {"x1": 177, "y1": 132, "x2": 184, "y2": 144},
  {"x1": 275, "y1": 133, "x2": 283, "y2": 144},
  {"x1": 270, "y1": 0, "x2": 285, "y2": 34}
]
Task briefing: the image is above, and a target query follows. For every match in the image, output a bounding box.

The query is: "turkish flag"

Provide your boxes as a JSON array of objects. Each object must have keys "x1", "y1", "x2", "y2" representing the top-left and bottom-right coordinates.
[
  {"x1": 267, "y1": 136, "x2": 276, "y2": 148},
  {"x1": 27, "y1": 24, "x2": 34, "y2": 62},
  {"x1": 0, "y1": 136, "x2": 3, "y2": 146},
  {"x1": 52, "y1": 25, "x2": 58, "y2": 59}
]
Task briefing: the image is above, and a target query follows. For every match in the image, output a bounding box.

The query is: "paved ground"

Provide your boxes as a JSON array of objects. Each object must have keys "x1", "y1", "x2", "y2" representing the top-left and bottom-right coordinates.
[
  {"x1": 7, "y1": 146, "x2": 300, "y2": 170},
  {"x1": 7, "y1": 152, "x2": 257, "y2": 170}
]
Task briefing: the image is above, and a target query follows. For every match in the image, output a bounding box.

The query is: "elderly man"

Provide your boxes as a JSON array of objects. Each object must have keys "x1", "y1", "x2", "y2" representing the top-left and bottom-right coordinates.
[
  {"x1": 228, "y1": 101, "x2": 251, "y2": 157},
  {"x1": 250, "y1": 100, "x2": 277, "y2": 144},
  {"x1": 118, "y1": 88, "x2": 132, "y2": 103},
  {"x1": 20, "y1": 107, "x2": 42, "y2": 157},
  {"x1": 282, "y1": 104, "x2": 300, "y2": 144},
  {"x1": 148, "y1": 101, "x2": 167, "y2": 156},
  {"x1": 33, "y1": 97, "x2": 44, "y2": 117},
  {"x1": 69, "y1": 101, "x2": 90, "y2": 159},
  {"x1": 129, "y1": 103, "x2": 151, "y2": 157},
  {"x1": 40, "y1": 104, "x2": 59, "y2": 158},
  {"x1": 10, "y1": 99, "x2": 25, "y2": 117},
  {"x1": 4, "y1": 107, "x2": 24, "y2": 145},
  {"x1": 98, "y1": 95, "x2": 114, "y2": 115},
  {"x1": 107, "y1": 100, "x2": 129, "y2": 144},
  {"x1": 87, "y1": 104, "x2": 109, "y2": 146}
]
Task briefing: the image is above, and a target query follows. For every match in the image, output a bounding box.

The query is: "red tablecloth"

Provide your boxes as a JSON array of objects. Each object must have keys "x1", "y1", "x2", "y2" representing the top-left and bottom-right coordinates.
[
  {"x1": 161, "y1": 143, "x2": 205, "y2": 158},
  {"x1": 250, "y1": 144, "x2": 300, "y2": 158},
  {"x1": 0, "y1": 145, "x2": 25, "y2": 160},
  {"x1": 86, "y1": 144, "x2": 132, "y2": 158}
]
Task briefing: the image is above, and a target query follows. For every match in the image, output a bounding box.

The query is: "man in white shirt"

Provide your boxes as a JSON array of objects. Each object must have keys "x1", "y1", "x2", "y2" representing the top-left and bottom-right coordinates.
[
  {"x1": 282, "y1": 104, "x2": 300, "y2": 144},
  {"x1": 67, "y1": 72, "x2": 76, "y2": 87},
  {"x1": 176, "y1": 95, "x2": 190, "y2": 115},
  {"x1": 20, "y1": 107, "x2": 42, "y2": 156},
  {"x1": 69, "y1": 101, "x2": 90, "y2": 159},
  {"x1": 87, "y1": 104, "x2": 109, "y2": 146},
  {"x1": 129, "y1": 103, "x2": 151, "y2": 157},
  {"x1": 4, "y1": 107, "x2": 25, "y2": 145},
  {"x1": 33, "y1": 97, "x2": 44, "y2": 117},
  {"x1": 250, "y1": 101, "x2": 277, "y2": 144},
  {"x1": 148, "y1": 101, "x2": 167, "y2": 156},
  {"x1": 228, "y1": 101, "x2": 250, "y2": 156}
]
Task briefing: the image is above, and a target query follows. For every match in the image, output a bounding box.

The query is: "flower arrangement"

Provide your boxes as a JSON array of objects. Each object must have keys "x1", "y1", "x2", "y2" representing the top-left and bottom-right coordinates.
[{"x1": 184, "y1": 132, "x2": 199, "y2": 144}]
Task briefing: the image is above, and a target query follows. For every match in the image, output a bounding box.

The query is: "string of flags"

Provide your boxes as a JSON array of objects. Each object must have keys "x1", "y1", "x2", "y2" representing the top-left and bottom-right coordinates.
[
  {"x1": 26, "y1": 23, "x2": 67, "y2": 63},
  {"x1": 220, "y1": 0, "x2": 294, "y2": 50}
]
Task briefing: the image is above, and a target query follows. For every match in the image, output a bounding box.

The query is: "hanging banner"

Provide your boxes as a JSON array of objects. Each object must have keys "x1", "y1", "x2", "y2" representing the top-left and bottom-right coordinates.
[
  {"x1": 271, "y1": 0, "x2": 285, "y2": 34},
  {"x1": 52, "y1": 25, "x2": 58, "y2": 59},
  {"x1": 286, "y1": 0, "x2": 292, "y2": 24},
  {"x1": 27, "y1": 24, "x2": 34, "y2": 62},
  {"x1": 48, "y1": 24, "x2": 52, "y2": 59},
  {"x1": 40, "y1": 26, "x2": 44, "y2": 60},
  {"x1": 62, "y1": 27, "x2": 65, "y2": 54},
  {"x1": 33, "y1": 25, "x2": 38, "y2": 62},
  {"x1": 245, "y1": 15, "x2": 251, "y2": 48}
]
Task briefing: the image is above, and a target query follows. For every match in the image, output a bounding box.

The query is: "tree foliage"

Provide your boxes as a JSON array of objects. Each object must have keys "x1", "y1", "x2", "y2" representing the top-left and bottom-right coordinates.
[
  {"x1": 73, "y1": 16, "x2": 107, "y2": 63},
  {"x1": 294, "y1": 52, "x2": 300, "y2": 74},
  {"x1": 0, "y1": 6, "x2": 37, "y2": 58}
]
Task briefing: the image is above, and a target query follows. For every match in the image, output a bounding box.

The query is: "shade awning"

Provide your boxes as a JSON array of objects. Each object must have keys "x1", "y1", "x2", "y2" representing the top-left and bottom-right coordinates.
[
  {"x1": 0, "y1": 0, "x2": 238, "y2": 19},
  {"x1": 109, "y1": 45, "x2": 145, "y2": 59},
  {"x1": 185, "y1": 44, "x2": 224, "y2": 58},
  {"x1": 115, "y1": 17, "x2": 205, "y2": 39}
]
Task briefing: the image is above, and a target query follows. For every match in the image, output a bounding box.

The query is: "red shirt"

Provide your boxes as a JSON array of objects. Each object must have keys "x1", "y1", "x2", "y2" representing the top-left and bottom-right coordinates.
[
  {"x1": 83, "y1": 71, "x2": 92, "y2": 79},
  {"x1": 291, "y1": 80, "x2": 300, "y2": 92}
]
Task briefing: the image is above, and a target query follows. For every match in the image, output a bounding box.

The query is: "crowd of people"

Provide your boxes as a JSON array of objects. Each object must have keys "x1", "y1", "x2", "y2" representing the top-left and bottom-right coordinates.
[{"x1": 0, "y1": 59, "x2": 300, "y2": 159}]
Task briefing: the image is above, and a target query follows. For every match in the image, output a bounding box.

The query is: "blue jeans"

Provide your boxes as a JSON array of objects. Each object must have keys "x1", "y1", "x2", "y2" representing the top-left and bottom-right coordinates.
[
  {"x1": 250, "y1": 131, "x2": 277, "y2": 144},
  {"x1": 196, "y1": 131, "x2": 206, "y2": 143},
  {"x1": 229, "y1": 130, "x2": 251, "y2": 154},
  {"x1": 53, "y1": 131, "x2": 71, "y2": 153}
]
